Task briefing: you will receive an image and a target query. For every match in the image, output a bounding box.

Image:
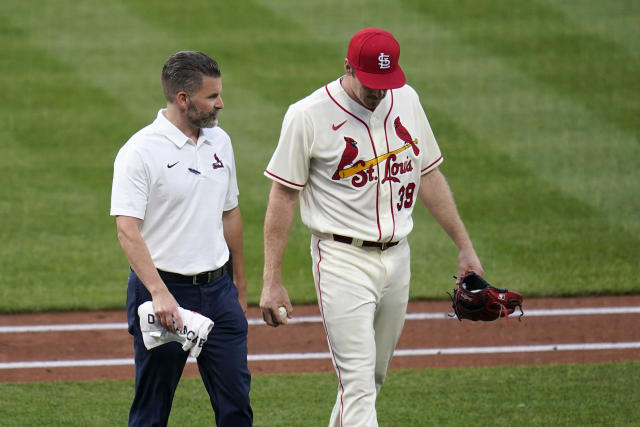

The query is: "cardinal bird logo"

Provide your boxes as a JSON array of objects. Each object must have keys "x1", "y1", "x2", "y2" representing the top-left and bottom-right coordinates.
[
  {"x1": 332, "y1": 136, "x2": 359, "y2": 180},
  {"x1": 212, "y1": 153, "x2": 224, "y2": 169},
  {"x1": 393, "y1": 117, "x2": 420, "y2": 156}
]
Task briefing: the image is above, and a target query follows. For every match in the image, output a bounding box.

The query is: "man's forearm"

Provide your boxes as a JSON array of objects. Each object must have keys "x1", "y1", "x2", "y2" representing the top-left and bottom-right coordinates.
[
  {"x1": 418, "y1": 169, "x2": 473, "y2": 250},
  {"x1": 223, "y1": 206, "x2": 246, "y2": 281},
  {"x1": 263, "y1": 182, "x2": 299, "y2": 283},
  {"x1": 116, "y1": 215, "x2": 167, "y2": 295},
  {"x1": 116, "y1": 215, "x2": 183, "y2": 331},
  {"x1": 222, "y1": 206, "x2": 248, "y2": 313},
  {"x1": 418, "y1": 168, "x2": 483, "y2": 278}
]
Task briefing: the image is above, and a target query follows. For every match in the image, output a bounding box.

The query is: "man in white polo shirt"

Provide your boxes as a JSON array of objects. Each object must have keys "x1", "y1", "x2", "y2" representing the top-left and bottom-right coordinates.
[{"x1": 111, "y1": 51, "x2": 252, "y2": 426}]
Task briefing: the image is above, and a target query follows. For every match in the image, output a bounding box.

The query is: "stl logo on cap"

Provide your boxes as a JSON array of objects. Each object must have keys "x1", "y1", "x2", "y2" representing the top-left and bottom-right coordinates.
[
  {"x1": 378, "y1": 53, "x2": 391, "y2": 69},
  {"x1": 347, "y1": 28, "x2": 406, "y2": 89}
]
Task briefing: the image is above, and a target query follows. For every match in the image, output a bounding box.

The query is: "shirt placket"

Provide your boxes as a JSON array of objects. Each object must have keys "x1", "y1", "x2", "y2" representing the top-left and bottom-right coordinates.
[
  {"x1": 371, "y1": 113, "x2": 393, "y2": 241},
  {"x1": 189, "y1": 140, "x2": 204, "y2": 177}
]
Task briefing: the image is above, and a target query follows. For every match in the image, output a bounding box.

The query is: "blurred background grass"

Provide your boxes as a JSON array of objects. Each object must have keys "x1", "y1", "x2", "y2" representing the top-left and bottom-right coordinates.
[{"x1": 0, "y1": 0, "x2": 638, "y2": 312}]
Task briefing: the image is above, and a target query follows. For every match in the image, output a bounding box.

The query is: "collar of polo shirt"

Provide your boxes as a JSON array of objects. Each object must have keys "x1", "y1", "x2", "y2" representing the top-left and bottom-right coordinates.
[{"x1": 158, "y1": 109, "x2": 215, "y2": 147}]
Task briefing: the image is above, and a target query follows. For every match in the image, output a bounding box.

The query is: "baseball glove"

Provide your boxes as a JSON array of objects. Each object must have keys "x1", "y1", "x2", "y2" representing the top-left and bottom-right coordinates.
[{"x1": 448, "y1": 272, "x2": 524, "y2": 321}]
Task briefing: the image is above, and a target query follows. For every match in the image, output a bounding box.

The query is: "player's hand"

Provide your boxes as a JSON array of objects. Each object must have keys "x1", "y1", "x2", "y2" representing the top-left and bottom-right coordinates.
[
  {"x1": 260, "y1": 282, "x2": 293, "y2": 327},
  {"x1": 151, "y1": 289, "x2": 183, "y2": 334},
  {"x1": 456, "y1": 247, "x2": 484, "y2": 284}
]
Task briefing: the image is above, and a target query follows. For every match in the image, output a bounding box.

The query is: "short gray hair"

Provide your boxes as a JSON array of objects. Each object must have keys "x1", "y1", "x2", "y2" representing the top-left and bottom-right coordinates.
[{"x1": 161, "y1": 51, "x2": 221, "y2": 102}]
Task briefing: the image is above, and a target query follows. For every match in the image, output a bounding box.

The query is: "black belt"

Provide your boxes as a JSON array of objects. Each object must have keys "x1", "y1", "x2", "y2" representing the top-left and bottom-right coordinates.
[
  {"x1": 158, "y1": 267, "x2": 225, "y2": 285},
  {"x1": 332, "y1": 234, "x2": 399, "y2": 251}
]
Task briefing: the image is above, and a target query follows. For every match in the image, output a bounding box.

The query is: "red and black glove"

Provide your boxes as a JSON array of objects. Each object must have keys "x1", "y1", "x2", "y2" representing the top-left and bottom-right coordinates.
[{"x1": 448, "y1": 272, "x2": 524, "y2": 321}]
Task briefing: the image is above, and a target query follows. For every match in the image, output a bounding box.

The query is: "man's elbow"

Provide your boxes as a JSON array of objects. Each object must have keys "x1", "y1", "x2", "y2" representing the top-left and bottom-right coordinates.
[
  {"x1": 223, "y1": 205, "x2": 241, "y2": 220},
  {"x1": 270, "y1": 182, "x2": 300, "y2": 206},
  {"x1": 115, "y1": 216, "x2": 141, "y2": 248}
]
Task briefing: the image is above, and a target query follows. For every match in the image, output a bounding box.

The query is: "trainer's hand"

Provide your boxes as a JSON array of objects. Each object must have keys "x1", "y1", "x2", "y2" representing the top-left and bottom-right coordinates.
[
  {"x1": 260, "y1": 282, "x2": 293, "y2": 327},
  {"x1": 152, "y1": 289, "x2": 183, "y2": 334}
]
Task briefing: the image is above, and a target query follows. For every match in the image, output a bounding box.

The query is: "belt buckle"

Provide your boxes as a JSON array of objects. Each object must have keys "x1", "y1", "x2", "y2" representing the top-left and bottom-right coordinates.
[{"x1": 192, "y1": 272, "x2": 209, "y2": 286}]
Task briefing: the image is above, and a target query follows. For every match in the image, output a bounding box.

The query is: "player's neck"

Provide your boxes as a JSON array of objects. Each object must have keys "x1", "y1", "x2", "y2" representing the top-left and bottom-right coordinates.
[
  {"x1": 340, "y1": 76, "x2": 367, "y2": 111},
  {"x1": 340, "y1": 76, "x2": 379, "y2": 111}
]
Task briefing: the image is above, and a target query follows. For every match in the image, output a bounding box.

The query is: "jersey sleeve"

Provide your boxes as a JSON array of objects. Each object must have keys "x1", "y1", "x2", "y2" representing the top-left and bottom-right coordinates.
[
  {"x1": 264, "y1": 104, "x2": 311, "y2": 189},
  {"x1": 413, "y1": 92, "x2": 443, "y2": 174},
  {"x1": 110, "y1": 144, "x2": 149, "y2": 219}
]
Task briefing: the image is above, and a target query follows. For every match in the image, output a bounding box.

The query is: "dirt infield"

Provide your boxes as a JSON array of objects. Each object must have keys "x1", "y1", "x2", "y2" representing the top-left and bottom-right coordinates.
[{"x1": 1, "y1": 295, "x2": 639, "y2": 383}]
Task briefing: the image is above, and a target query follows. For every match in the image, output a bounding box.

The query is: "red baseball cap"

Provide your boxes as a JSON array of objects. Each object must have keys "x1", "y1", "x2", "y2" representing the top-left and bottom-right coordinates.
[{"x1": 347, "y1": 28, "x2": 406, "y2": 90}]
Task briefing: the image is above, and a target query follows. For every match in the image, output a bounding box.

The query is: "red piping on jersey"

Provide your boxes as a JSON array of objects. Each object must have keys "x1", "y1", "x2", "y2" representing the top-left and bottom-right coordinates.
[
  {"x1": 420, "y1": 155, "x2": 443, "y2": 174},
  {"x1": 383, "y1": 91, "x2": 397, "y2": 242},
  {"x1": 326, "y1": 84, "x2": 396, "y2": 241},
  {"x1": 315, "y1": 238, "x2": 345, "y2": 426},
  {"x1": 264, "y1": 169, "x2": 305, "y2": 188}
]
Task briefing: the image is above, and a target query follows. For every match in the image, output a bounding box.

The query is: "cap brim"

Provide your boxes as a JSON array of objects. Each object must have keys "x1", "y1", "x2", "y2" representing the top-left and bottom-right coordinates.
[{"x1": 354, "y1": 66, "x2": 406, "y2": 90}]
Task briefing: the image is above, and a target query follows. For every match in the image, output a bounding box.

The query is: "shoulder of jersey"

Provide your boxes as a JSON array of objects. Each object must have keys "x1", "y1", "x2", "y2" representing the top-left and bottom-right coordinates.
[
  {"x1": 289, "y1": 85, "x2": 333, "y2": 111},
  {"x1": 394, "y1": 83, "x2": 419, "y2": 100}
]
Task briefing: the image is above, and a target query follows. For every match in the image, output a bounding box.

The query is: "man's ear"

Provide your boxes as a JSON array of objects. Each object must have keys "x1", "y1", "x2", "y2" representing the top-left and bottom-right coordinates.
[
  {"x1": 344, "y1": 59, "x2": 354, "y2": 77},
  {"x1": 176, "y1": 91, "x2": 189, "y2": 109}
]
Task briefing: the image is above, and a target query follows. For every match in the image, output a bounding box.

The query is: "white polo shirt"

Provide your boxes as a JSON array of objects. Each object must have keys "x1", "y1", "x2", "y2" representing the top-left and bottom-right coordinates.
[
  {"x1": 111, "y1": 109, "x2": 239, "y2": 275},
  {"x1": 265, "y1": 79, "x2": 442, "y2": 242}
]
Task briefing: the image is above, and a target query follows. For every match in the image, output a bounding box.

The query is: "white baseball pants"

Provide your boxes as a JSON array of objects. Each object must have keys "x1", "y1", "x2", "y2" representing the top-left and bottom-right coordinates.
[{"x1": 311, "y1": 235, "x2": 411, "y2": 427}]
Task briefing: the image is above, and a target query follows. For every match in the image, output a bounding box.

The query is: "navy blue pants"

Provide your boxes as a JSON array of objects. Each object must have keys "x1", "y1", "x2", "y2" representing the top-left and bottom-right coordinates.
[{"x1": 126, "y1": 269, "x2": 253, "y2": 426}]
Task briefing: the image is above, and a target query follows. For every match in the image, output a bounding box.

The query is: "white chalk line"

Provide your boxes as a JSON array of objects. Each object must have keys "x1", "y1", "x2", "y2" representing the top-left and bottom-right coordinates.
[
  {"x1": 2, "y1": 342, "x2": 640, "y2": 370},
  {"x1": 2, "y1": 306, "x2": 640, "y2": 333}
]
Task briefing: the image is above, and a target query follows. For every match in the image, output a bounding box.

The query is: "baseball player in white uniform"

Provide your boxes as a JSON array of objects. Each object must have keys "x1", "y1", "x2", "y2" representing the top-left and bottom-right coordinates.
[{"x1": 260, "y1": 28, "x2": 483, "y2": 426}]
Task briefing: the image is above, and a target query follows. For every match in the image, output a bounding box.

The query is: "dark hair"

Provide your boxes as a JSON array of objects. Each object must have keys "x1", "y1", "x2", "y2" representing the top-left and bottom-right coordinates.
[{"x1": 161, "y1": 51, "x2": 221, "y2": 102}]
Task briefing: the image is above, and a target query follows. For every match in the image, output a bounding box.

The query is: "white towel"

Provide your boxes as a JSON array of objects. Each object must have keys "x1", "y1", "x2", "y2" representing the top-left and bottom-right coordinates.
[{"x1": 138, "y1": 301, "x2": 214, "y2": 358}]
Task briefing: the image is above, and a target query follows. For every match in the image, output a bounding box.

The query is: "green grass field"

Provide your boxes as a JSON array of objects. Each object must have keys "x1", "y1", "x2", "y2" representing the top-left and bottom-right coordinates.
[
  {"x1": 1, "y1": 0, "x2": 639, "y2": 425},
  {"x1": 2, "y1": 364, "x2": 639, "y2": 426},
  {"x1": 1, "y1": 0, "x2": 638, "y2": 311}
]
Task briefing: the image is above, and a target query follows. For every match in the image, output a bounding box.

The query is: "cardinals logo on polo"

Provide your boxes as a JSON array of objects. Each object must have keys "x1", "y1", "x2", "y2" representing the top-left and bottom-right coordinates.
[
  {"x1": 212, "y1": 154, "x2": 224, "y2": 170},
  {"x1": 332, "y1": 137, "x2": 359, "y2": 180},
  {"x1": 393, "y1": 117, "x2": 419, "y2": 156}
]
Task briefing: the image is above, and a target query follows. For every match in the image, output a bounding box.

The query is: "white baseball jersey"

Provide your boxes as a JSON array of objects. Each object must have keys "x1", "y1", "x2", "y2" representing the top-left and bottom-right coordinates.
[
  {"x1": 265, "y1": 78, "x2": 443, "y2": 242},
  {"x1": 111, "y1": 109, "x2": 239, "y2": 275}
]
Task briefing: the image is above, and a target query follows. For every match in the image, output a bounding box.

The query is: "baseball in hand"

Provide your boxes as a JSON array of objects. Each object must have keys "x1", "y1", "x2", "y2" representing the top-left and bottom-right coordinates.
[{"x1": 278, "y1": 306, "x2": 288, "y2": 321}]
